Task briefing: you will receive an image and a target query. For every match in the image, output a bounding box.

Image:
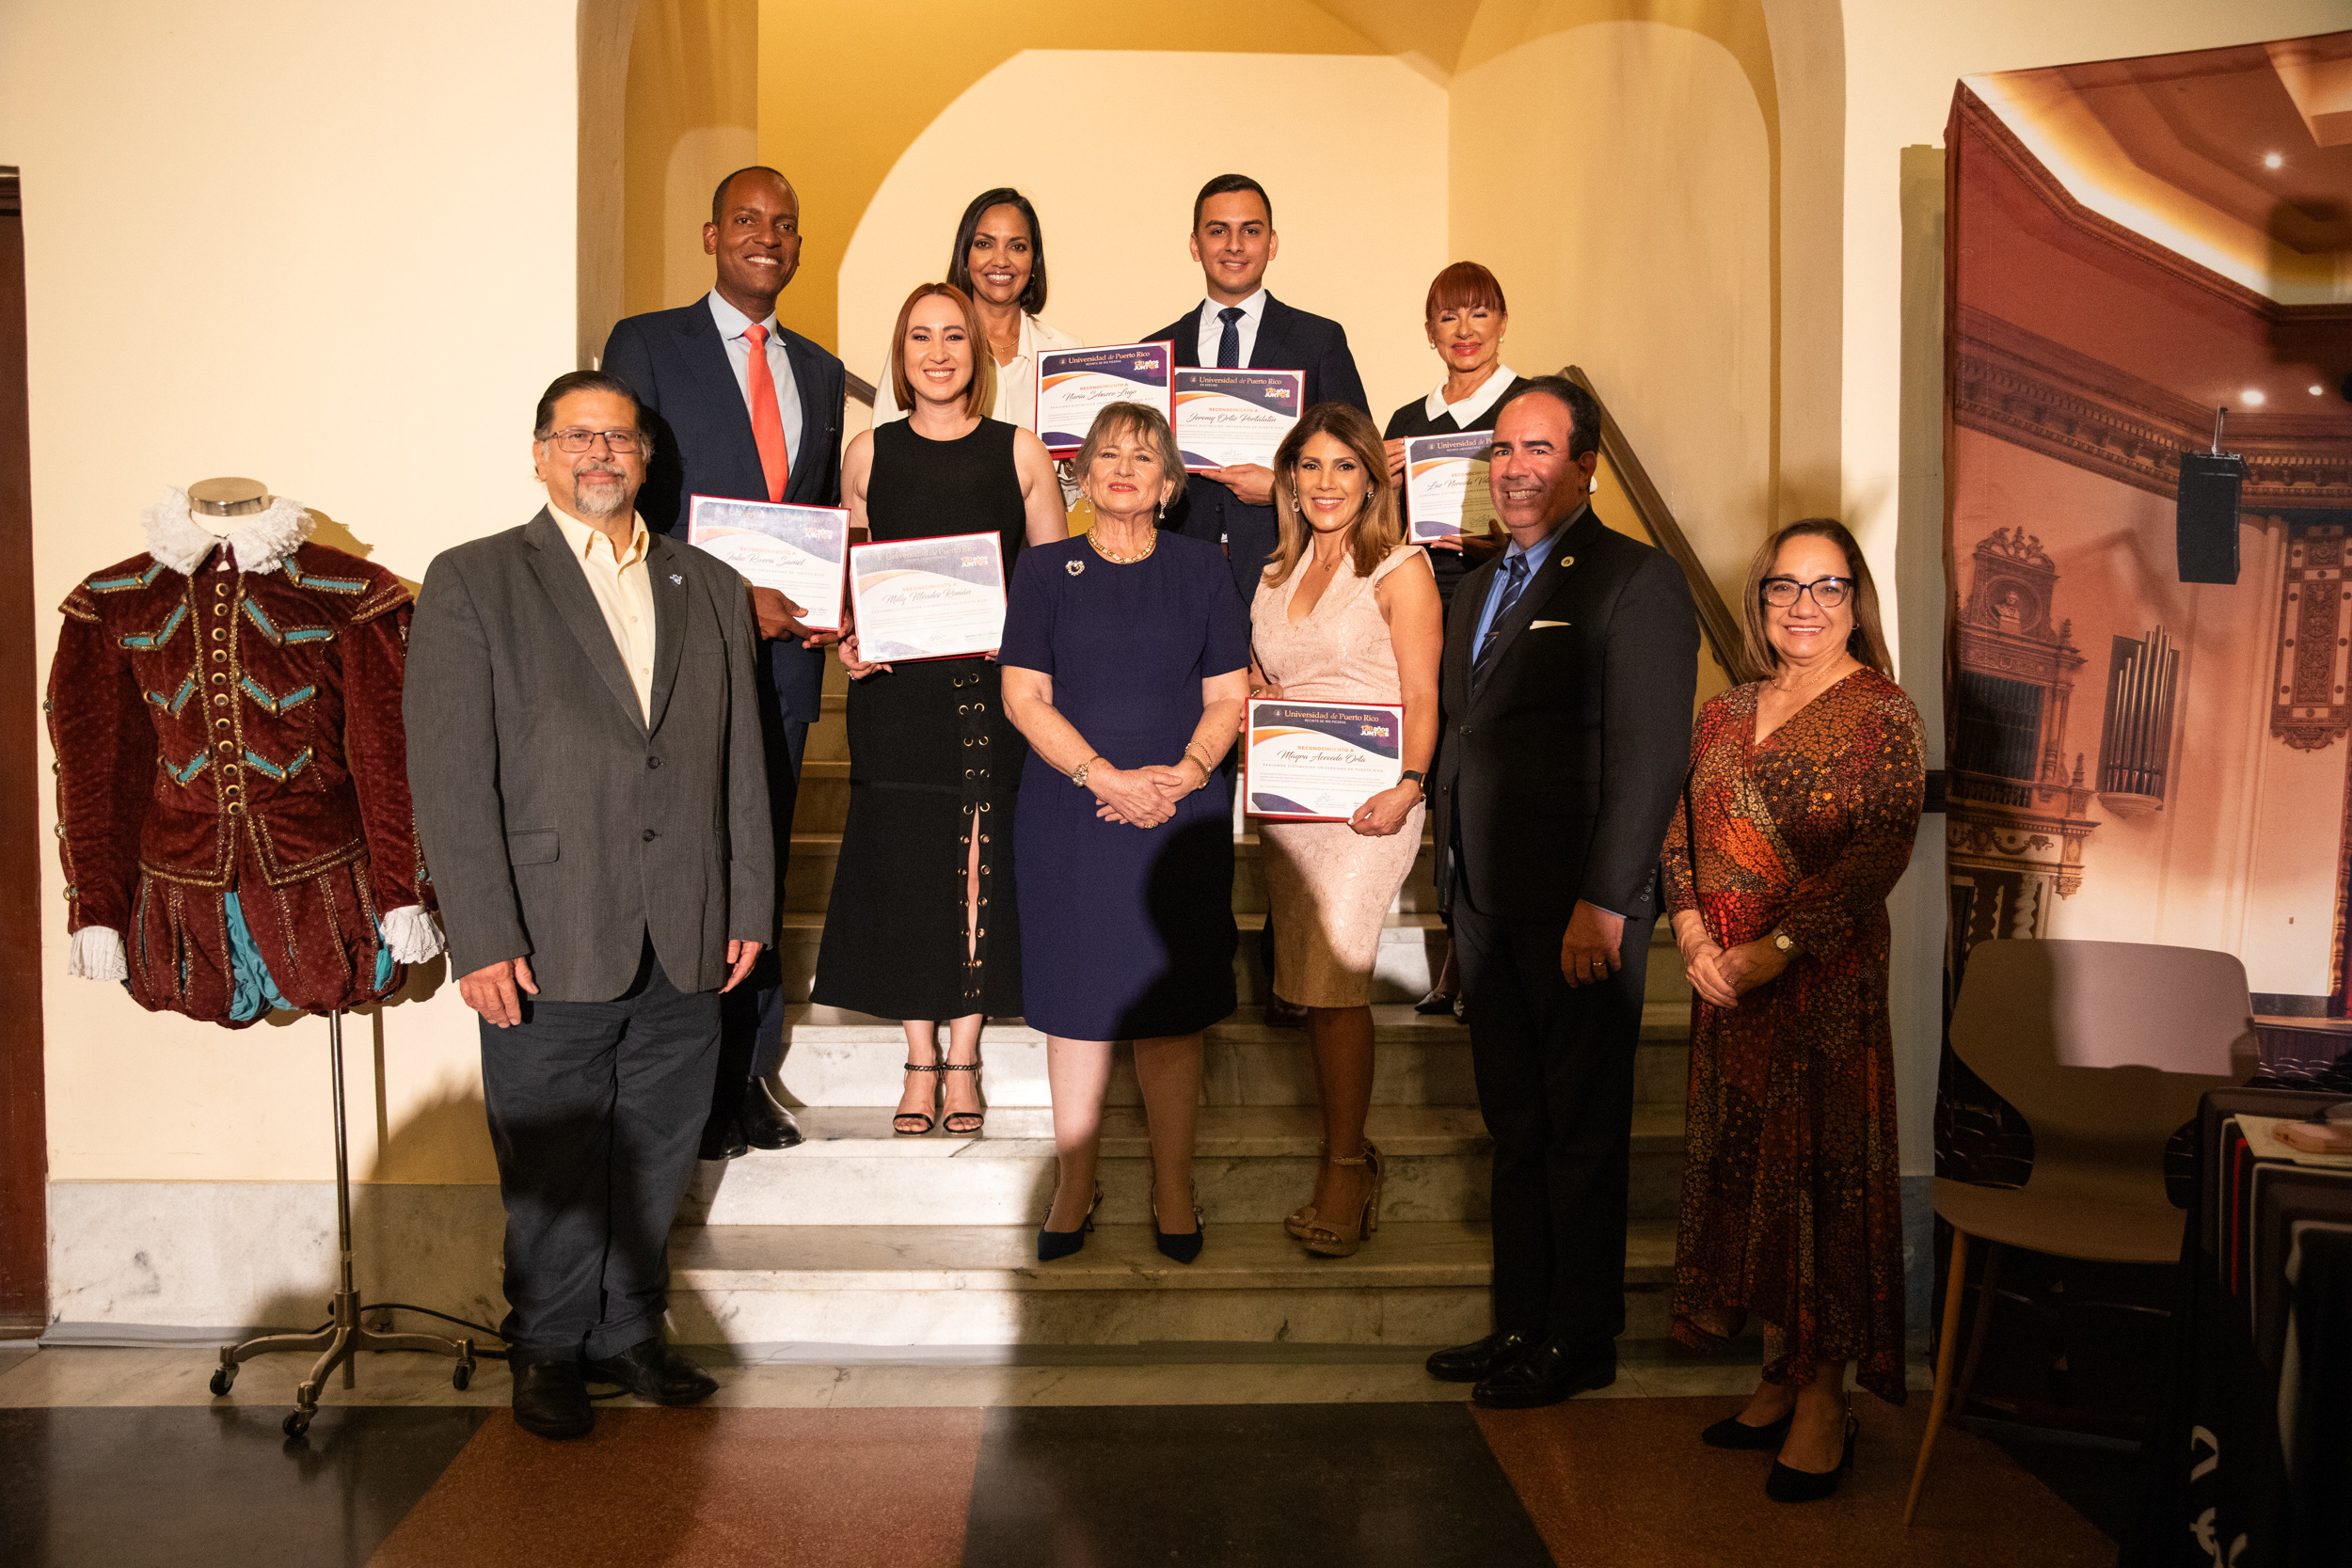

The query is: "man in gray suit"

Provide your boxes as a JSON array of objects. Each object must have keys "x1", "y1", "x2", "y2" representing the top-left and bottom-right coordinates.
[{"x1": 406, "y1": 369, "x2": 773, "y2": 1440}]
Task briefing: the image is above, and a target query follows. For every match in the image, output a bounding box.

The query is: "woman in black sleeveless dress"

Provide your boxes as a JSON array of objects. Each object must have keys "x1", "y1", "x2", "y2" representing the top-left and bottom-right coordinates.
[{"x1": 812, "y1": 282, "x2": 1068, "y2": 1135}]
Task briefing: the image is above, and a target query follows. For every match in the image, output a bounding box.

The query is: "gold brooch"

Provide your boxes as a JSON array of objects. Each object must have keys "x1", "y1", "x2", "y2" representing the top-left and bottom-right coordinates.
[{"x1": 1066, "y1": 560, "x2": 1085, "y2": 577}]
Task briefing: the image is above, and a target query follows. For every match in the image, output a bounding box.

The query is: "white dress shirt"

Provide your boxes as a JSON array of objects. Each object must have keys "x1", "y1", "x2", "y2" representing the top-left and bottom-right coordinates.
[
  {"x1": 870, "y1": 310, "x2": 1080, "y2": 432},
  {"x1": 707, "y1": 290, "x2": 803, "y2": 472},
  {"x1": 1194, "y1": 288, "x2": 1270, "y2": 368},
  {"x1": 1422, "y1": 363, "x2": 1522, "y2": 429}
]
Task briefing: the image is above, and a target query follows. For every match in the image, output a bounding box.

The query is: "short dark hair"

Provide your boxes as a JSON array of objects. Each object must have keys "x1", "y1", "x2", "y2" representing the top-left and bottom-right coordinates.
[
  {"x1": 946, "y1": 187, "x2": 1048, "y2": 315},
  {"x1": 1192, "y1": 173, "x2": 1272, "y2": 231},
  {"x1": 709, "y1": 165, "x2": 789, "y2": 225},
  {"x1": 534, "y1": 370, "x2": 652, "y2": 459},
  {"x1": 1500, "y1": 374, "x2": 1602, "y2": 462}
]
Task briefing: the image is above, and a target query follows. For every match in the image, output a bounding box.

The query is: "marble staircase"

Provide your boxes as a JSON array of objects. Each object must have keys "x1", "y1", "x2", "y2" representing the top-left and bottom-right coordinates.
[{"x1": 672, "y1": 672, "x2": 1695, "y2": 1354}]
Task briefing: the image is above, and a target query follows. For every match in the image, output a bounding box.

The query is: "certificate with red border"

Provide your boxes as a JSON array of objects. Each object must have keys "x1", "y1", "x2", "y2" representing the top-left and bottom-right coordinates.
[
  {"x1": 847, "y1": 532, "x2": 1006, "y2": 662},
  {"x1": 1034, "y1": 341, "x2": 1174, "y2": 458},
  {"x1": 1245, "y1": 699, "x2": 1406, "y2": 822},
  {"x1": 687, "y1": 495, "x2": 850, "y2": 631}
]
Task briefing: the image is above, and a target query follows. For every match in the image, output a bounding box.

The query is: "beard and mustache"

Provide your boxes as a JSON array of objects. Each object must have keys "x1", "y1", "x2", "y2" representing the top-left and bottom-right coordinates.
[{"x1": 568, "y1": 461, "x2": 632, "y2": 519}]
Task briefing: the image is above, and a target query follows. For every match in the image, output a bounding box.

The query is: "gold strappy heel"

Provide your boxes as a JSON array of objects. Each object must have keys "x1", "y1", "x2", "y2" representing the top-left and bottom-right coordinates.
[
  {"x1": 1299, "y1": 1142, "x2": 1382, "y2": 1258},
  {"x1": 1284, "y1": 1140, "x2": 1326, "y2": 1240}
]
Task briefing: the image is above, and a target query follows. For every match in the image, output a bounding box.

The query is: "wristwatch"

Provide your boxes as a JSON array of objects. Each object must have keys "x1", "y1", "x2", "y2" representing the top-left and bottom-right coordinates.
[
  {"x1": 1770, "y1": 928, "x2": 1796, "y2": 955},
  {"x1": 1400, "y1": 769, "x2": 1427, "y2": 792}
]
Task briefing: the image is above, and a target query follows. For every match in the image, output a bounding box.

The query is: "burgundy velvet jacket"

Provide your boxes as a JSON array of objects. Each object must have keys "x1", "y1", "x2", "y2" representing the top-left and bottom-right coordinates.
[{"x1": 50, "y1": 538, "x2": 431, "y2": 1025}]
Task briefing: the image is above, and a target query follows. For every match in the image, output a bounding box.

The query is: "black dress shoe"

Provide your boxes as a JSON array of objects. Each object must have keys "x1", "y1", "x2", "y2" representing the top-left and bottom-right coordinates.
[
  {"x1": 582, "y1": 1338, "x2": 719, "y2": 1406},
  {"x1": 1702, "y1": 1408, "x2": 1795, "y2": 1449},
  {"x1": 1470, "y1": 1337, "x2": 1616, "y2": 1408},
  {"x1": 1425, "y1": 1329, "x2": 1534, "y2": 1384},
  {"x1": 511, "y1": 1356, "x2": 594, "y2": 1439},
  {"x1": 698, "y1": 1108, "x2": 749, "y2": 1162},
  {"x1": 739, "y1": 1085, "x2": 803, "y2": 1149},
  {"x1": 1765, "y1": 1411, "x2": 1857, "y2": 1502}
]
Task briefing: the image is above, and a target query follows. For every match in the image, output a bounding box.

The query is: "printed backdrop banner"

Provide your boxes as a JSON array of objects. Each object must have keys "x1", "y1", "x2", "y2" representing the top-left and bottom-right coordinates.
[{"x1": 1940, "y1": 38, "x2": 2352, "y2": 1174}]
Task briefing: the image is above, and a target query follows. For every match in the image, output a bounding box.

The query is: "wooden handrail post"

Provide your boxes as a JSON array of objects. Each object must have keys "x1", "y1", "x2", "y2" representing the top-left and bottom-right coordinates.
[{"x1": 1563, "y1": 366, "x2": 1759, "y2": 685}]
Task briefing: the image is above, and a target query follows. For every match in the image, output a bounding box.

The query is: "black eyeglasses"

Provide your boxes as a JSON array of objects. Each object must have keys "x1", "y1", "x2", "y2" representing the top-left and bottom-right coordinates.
[
  {"x1": 1760, "y1": 576, "x2": 1852, "y2": 609},
  {"x1": 544, "y1": 428, "x2": 645, "y2": 455}
]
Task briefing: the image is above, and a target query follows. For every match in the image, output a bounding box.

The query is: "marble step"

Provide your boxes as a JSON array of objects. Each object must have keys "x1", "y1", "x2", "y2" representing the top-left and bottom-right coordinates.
[
  {"x1": 679, "y1": 1103, "x2": 1686, "y2": 1227},
  {"x1": 769, "y1": 907, "x2": 1457, "y2": 1006},
  {"x1": 782, "y1": 832, "x2": 1445, "y2": 916},
  {"x1": 665, "y1": 1219, "x2": 1677, "y2": 1348},
  {"x1": 769, "y1": 1005, "x2": 1692, "y2": 1111},
  {"x1": 792, "y1": 759, "x2": 850, "y2": 836}
]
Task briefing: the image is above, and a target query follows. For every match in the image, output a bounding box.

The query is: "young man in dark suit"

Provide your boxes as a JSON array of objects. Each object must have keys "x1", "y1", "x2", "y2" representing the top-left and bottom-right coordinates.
[
  {"x1": 601, "y1": 166, "x2": 844, "y2": 1159},
  {"x1": 1140, "y1": 173, "x2": 1370, "y2": 606},
  {"x1": 1422, "y1": 376, "x2": 1699, "y2": 1408},
  {"x1": 1142, "y1": 174, "x2": 1371, "y2": 1023}
]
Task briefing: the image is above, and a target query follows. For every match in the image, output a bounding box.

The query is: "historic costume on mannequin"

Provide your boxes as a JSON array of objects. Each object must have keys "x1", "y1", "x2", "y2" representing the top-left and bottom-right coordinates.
[{"x1": 48, "y1": 483, "x2": 442, "y2": 1027}]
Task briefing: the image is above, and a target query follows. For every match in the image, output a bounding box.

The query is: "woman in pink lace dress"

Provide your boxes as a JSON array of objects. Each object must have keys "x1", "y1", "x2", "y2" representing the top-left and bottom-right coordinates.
[{"x1": 1248, "y1": 403, "x2": 1444, "y2": 1257}]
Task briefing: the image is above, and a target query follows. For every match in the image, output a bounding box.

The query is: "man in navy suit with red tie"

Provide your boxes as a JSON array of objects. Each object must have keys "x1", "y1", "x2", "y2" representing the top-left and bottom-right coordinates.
[
  {"x1": 1143, "y1": 173, "x2": 1370, "y2": 1024},
  {"x1": 602, "y1": 166, "x2": 845, "y2": 1159}
]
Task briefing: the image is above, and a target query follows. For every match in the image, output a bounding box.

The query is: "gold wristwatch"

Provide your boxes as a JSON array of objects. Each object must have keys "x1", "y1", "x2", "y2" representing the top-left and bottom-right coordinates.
[
  {"x1": 1771, "y1": 928, "x2": 1796, "y2": 955},
  {"x1": 1072, "y1": 757, "x2": 1096, "y2": 789}
]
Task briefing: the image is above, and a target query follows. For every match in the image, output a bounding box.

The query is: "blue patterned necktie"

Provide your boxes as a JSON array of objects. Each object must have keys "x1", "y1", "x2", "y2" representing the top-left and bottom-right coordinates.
[
  {"x1": 1471, "y1": 552, "x2": 1530, "y2": 691},
  {"x1": 1216, "y1": 306, "x2": 1245, "y2": 369}
]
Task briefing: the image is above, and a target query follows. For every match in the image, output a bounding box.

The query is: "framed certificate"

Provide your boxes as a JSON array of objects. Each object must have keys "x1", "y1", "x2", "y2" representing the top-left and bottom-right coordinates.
[
  {"x1": 847, "y1": 532, "x2": 1007, "y2": 662},
  {"x1": 1403, "y1": 433, "x2": 1502, "y2": 544},
  {"x1": 1172, "y1": 369, "x2": 1304, "y2": 472},
  {"x1": 686, "y1": 495, "x2": 850, "y2": 630},
  {"x1": 1245, "y1": 699, "x2": 1405, "y2": 822},
  {"x1": 1035, "y1": 341, "x2": 1174, "y2": 458}
]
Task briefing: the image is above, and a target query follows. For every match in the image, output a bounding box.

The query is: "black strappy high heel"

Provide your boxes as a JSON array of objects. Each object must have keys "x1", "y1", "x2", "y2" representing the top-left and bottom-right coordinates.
[
  {"x1": 1037, "y1": 1185, "x2": 1102, "y2": 1262},
  {"x1": 940, "y1": 1057, "x2": 985, "y2": 1136},
  {"x1": 893, "y1": 1061, "x2": 942, "y2": 1136}
]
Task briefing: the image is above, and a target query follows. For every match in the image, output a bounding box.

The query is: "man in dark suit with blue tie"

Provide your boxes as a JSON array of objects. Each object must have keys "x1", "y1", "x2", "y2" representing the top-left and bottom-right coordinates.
[
  {"x1": 1141, "y1": 173, "x2": 1370, "y2": 606},
  {"x1": 602, "y1": 165, "x2": 844, "y2": 1159},
  {"x1": 1143, "y1": 174, "x2": 1370, "y2": 1024}
]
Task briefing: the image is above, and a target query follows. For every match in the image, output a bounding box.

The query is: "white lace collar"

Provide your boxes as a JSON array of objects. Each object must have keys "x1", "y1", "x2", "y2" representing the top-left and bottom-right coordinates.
[{"x1": 142, "y1": 489, "x2": 314, "y2": 576}]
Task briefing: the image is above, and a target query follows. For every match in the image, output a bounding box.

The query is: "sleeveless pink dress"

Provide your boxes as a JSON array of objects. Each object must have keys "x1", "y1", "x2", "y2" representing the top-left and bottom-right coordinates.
[{"x1": 1249, "y1": 545, "x2": 1429, "y2": 1007}]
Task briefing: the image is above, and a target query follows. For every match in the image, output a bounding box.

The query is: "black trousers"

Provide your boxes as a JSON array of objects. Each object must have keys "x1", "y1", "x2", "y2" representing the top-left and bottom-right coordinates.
[
  {"x1": 1453, "y1": 898, "x2": 1653, "y2": 1343},
  {"x1": 711, "y1": 705, "x2": 808, "y2": 1110},
  {"x1": 481, "y1": 936, "x2": 721, "y2": 1361}
]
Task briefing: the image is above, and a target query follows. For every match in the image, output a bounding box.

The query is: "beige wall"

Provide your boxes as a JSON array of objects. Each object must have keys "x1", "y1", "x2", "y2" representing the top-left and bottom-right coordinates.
[
  {"x1": 837, "y1": 49, "x2": 1449, "y2": 417},
  {"x1": 621, "y1": 0, "x2": 759, "y2": 325},
  {"x1": 1451, "y1": 18, "x2": 1775, "y2": 609},
  {"x1": 1, "y1": 0, "x2": 580, "y2": 1185}
]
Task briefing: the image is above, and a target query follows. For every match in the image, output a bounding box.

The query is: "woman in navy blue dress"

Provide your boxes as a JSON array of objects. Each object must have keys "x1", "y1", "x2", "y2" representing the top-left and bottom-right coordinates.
[{"x1": 1000, "y1": 402, "x2": 1249, "y2": 1265}]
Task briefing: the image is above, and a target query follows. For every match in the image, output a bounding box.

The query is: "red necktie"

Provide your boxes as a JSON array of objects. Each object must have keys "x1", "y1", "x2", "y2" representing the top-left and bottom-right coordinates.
[{"x1": 743, "y1": 323, "x2": 789, "y2": 503}]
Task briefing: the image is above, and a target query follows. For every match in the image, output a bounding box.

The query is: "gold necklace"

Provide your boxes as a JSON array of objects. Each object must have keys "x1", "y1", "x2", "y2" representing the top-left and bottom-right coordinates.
[{"x1": 1089, "y1": 526, "x2": 1158, "y2": 564}]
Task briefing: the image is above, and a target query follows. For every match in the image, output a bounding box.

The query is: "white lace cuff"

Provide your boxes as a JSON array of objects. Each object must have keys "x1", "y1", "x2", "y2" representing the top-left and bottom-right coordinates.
[
  {"x1": 381, "y1": 905, "x2": 446, "y2": 964},
  {"x1": 69, "y1": 927, "x2": 128, "y2": 982}
]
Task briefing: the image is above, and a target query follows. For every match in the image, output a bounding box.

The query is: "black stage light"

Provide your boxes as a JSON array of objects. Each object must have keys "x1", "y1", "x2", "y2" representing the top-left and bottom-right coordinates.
[{"x1": 2177, "y1": 407, "x2": 2243, "y2": 585}]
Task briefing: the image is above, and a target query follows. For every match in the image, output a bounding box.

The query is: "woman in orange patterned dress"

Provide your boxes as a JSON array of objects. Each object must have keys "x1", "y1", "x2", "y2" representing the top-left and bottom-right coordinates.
[{"x1": 1661, "y1": 519, "x2": 1924, "y2": 1504}]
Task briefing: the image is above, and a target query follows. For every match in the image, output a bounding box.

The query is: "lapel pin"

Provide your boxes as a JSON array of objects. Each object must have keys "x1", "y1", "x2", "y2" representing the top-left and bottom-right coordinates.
[
  {"x1": 1561, "y1": 556, "x2": 1574, "y2": 568},
  {"x1": 669, "y1": 573, "x2": 683, "y2": 584},
  {"x1": 1066, "y1": 560, "x2": 1086, "y2": 577}
]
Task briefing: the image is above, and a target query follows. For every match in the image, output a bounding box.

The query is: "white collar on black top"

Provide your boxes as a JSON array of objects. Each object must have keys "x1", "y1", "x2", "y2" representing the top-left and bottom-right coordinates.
[
  {"x1": 1423, "y1": 363, "x2": 1520, "y2": 427},
  {"x1": 143, "y1": 489, "x2": 314, "y2": 577}
]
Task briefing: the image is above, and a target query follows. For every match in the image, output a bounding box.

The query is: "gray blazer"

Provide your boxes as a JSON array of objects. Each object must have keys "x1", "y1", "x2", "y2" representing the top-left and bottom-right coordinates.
[{"x1": 405, "y1": 508, "x2": 775, "y2": 1001}]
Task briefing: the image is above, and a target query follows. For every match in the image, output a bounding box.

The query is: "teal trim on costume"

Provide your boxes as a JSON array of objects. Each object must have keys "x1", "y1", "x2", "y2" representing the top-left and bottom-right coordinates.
[
  {"x1": 373, "y1": 924, "x2": 394, "y2": 989},
  {"x1": 165, "y1": 752, "x2": 208, "y2": 785},
  {"x1": 238, "y1": 675, "x2": 315, "y2": 714},
  {"x1": 119, "y1": 603, "x2": 186, "y2": 650},
  {"x1": 240, "y1": 746, "x2": 313, "y2": 781},
  {"x1": 223, "y1": 892, "x2": 294, "y2": 1022},
  {"x1": 286, "y1": 562, "x2": 369, "y2": 594},
  {"x1": 282, "y1": 626, "x2": 334, "y2": 644},
  {"x1": 88, "y1": 562, "x2": 165, "y2": 593},
  {"x1": 147, "y1": 673, "x2": 197, "y2": 715}
]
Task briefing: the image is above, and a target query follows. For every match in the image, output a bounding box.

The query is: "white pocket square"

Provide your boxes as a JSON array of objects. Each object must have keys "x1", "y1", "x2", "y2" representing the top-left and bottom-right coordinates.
[{"x1": 1530, "y1": 619, "x2": 1570, "y2": 628}]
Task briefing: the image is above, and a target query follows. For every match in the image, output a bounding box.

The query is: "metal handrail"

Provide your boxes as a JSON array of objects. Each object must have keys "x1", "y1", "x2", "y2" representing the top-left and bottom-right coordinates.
[{"x1": 1563, "y1": 365, "x2": 1759, "y2": 685}]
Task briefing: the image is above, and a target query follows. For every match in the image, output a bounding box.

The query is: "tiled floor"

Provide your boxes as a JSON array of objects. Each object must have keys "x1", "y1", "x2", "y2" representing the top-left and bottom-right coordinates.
[{"x1": 0, "y1": 1342, "x2": 2136, "y2": 1567}]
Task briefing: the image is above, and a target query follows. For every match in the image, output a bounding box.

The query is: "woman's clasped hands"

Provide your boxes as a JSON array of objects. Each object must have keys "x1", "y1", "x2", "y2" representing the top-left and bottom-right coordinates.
[{"x1": 1089, "y1": 758, "x2": 1200, "y2": 829}]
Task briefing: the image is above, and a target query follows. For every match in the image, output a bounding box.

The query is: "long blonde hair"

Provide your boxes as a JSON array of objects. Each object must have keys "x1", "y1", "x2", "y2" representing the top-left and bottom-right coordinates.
[{"x1": 1264, "y1": 403, "x2": 1401, "y2": 586}]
